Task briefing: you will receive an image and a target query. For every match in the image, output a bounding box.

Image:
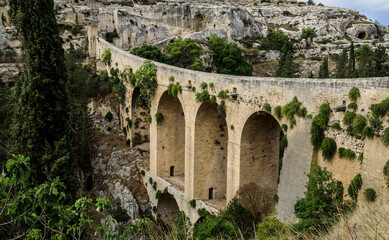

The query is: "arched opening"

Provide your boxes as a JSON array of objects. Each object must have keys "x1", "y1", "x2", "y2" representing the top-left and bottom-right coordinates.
[
  {"x1": 194, "y1": 102, "x2": 228, "y2": 209},
  {"x1": 157, "y1": 92, "x2": 185, "y2": 191},
  {"x1": 358, "y1": 32, "x2": 368, "y2": 40},
  {"x1": 131, "y1": 87, "x2": 150, "y2": 149},
  {"x1": 156, "y1": 193, "x2": 180, "y2": 225},
  {"x1": 239, "y1": 112, "x2": 281, "y2": 213}
]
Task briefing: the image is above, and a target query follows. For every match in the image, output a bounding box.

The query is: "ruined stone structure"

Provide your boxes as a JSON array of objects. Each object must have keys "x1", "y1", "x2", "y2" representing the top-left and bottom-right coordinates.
[{"x1": 90, "y1": 30, "x2": 389, "y2": 223}]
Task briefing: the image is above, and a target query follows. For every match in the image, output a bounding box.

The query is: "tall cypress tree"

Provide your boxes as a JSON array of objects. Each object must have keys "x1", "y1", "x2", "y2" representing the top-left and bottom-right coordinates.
[
  {"x1": 335, "y1": 49, "x2": 349, "y2": 78},
  {"x1": 358, "y1": 46, "x2": 374, "y2": 78},
  {"x1": 275, "y1": 44, "x2": 299, "y2": 78},
  {"x1": 9, "y1": 0, "x2": 78, "y2": 196},
  {"x1": 347, "y1": 42, "x2": 356, "y2": 77},
  {"x1": 373, "y1": 46, "x2": 388, "y2": 77},
  {"x1": 318, "y1": 57, "x2": 329, "y2": 78}
]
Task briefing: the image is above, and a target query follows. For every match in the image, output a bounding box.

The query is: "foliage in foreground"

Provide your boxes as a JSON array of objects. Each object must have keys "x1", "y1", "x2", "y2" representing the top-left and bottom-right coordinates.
[
  {"x1": 0, "y1": 155, "x2": 134, "y2": 239},
  {"x1": 294, "y1": 165, "x2": 353, "y2": 234}
]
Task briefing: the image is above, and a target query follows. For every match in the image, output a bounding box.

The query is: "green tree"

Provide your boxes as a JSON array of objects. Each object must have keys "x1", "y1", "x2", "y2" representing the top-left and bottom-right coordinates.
[
  {"x1": 294, "y1": 165, "x2": 348, "y2": 233},
  {"x1": 335, "y1": 49, "x2": 349, "y2": 78},
  {"x1": 165, "y1": 36, "x2": 203, "y2": 69},
  {"x1": 260, "y1": 30, "x2": 292, "y2": 52},
  {"x1": 373, "y1": 46, "x2": 388, "y2": 77},
  {"x1": 4, "y1": 48, "x2": 17, "y2": 61},
  {"x1": 9, "y1": 0, "x2": 78, "y2": 197},
  {"x1": 357, "y1": 45, "x2": 374, "y2": 77},
  {"x1": 275, "y1": 45, "x2": 299, "y2": 78},
  {"x1": 131, "y1": 44, "x2": 170, "y2": 64},
  {"x1": 347, "y1": 42, "x2": 356, "y2": 77},
  {"x1": 208, "y1": 34, "x2": 252, "y2": 76},
  {"x1": 318, "y1": 57, "x2": 329, "y2": 78}
]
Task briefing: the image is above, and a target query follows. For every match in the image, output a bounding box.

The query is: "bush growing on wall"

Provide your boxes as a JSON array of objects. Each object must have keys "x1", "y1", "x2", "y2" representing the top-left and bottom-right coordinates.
[
  {"x1": 321, "y1": 137, "x2": 337, "y2": 160},
  {"x1": 102, "y1": 48, "x2": 112, "y2": 66},
  {"x1": 338, "y1": 148, "x2": 356, "y2": 159},
  {"x1": 348, "y1": 173, "x2": 362, "y2": 200},
  {"x1": 217, "y1": 101, "x2": 227, "y2": 118},
  {"x1": 348, "y1": 87, "x2": 360, "y2": 102},
  {"x1": 195, "y1": 90, "x2": 211, "y2": 103},
  {"x1": 364, "y1": 188, "x2": 377, "y2": 202},
  {"x1": 134, "y1": 61, "x2": 157, "y2": 108},
  {"x1": 155, "y1": 112, "x2": 163, "y2": 125}
]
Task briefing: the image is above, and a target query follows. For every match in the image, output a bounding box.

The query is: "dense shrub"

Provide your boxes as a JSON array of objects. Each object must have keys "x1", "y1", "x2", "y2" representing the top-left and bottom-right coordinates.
[
  {"x1": 155, "y1": 190, "x2": 162, "y2": 200},
  {"x1": 134, "y1": 61, "x2": 158, "y2": 108},
  {"x1": 310, "y1": 103, "x2": 331, "y2": 149},
  {"x1": 189, "y1": 199, "x2": 196, "y2": 208},
  {"x1": 274, "y1": 106, "x2": 282, "y2": 120},
  {"x1": 348, "y1": 87, "x2": 360, "y2": 102},
  {"x1": 338, "y1": 148, "x2": 356, "y2": 159},
  {"x1": 382, "y1": 128, "x2": 389, "y2": 146},
  {"x1": 263, "y1": 103, "x2": 271, "y2": 113},
  {"x1": 294, "y1": 165, "x2": 347, "y2": 233},
  {"x1": 281, "y1": 97, "x2": 303, "y2": 128},
  {"x1": 364, "y1": 188, "x2": 377, "y2": 202},
  {"x1": 225, "y1": 199, "x2": 255, "y2": 235},
  {"x1": 200, "y1": 82, "x2": 208, "y2": 90},
  {"x1": 331, "y1": 122, "x2": 342, "y2": 130},
  {"x1": 348, "y1": 173, "x2": 362, "y2": 200},
  {"x1": 155, "y1": 112, "x2": 163, "y2": 125},
  {"x1": 168, "y1": 82, "x2": 182, "y2": 97},
  {"x1": 351, "y1": 115, "x2": 367, "y2": 135},
  {"x1": 131, "y1": 44, "x2": 170, "y2": 63},
  {"x1": 193, "y1": 214, "x2": 240, "y2": 240},
  {"x1": 165, "y1": 36, "x2": 203, "y2": 69},
  {"x1": 217, "y1": 90, "x2": 229, "y2": 99},
  {"x1": 321, "y1": 137, "x2": 337, "y2": 160},
  {"x1": 147, "y1": 114, "x2": 152, "y2": 124},
  {"x1": 371, "y1": 99, "x2": 389, "y2": 118},
  {"x1": 347, "y1": 102, "x2": 358, "y2": 111},
  {"x1": 195, "y1": 90, "x2": 211, "y2": 103},
  {"x1": 343, "y1": 111, "x2": 357, "y2": 126},
  {"x1": 217, "y1": 101, "x2": 227, "y2": 118},
  {"x1": 256, "y1": 214, "x2": 289, "y2": 240},
  {"x1": 102, "y1": 48, "x2": 112, "y2": 66},
  {"x1": 302, "y1": 27, "x2": 315, "y2": 39},
  {"x1": 260, "y1": 30, "x2": 291, "y2": 52},
  {"x1": 208, "y1": 34, "x2": 252, "y2": 76}
]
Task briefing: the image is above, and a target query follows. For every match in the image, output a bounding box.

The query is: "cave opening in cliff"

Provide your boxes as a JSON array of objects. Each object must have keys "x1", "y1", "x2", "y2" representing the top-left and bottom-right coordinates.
[
  {"x1": 157, "y1": 91, "x2": 185, "y2": 190},
  {"x1": 358, "y1": 32, "x2": 368, "y2": 40}
]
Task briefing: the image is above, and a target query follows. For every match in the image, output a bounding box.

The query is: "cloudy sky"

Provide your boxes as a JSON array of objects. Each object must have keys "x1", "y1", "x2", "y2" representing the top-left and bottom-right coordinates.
[{"x1": 318, "y1": 0, "x2": 389, "y2": 25}]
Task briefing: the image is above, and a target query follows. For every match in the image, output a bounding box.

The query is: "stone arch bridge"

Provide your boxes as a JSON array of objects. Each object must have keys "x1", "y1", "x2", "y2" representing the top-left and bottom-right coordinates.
[{"x1": 89, "y1": 32, "x2": 389, "y2": 223}]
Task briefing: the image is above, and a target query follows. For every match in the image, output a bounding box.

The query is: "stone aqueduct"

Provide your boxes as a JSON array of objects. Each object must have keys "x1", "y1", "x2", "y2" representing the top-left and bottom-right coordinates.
[{"x1": 88, "y1": 28, "x2": 389, "y2": 223}]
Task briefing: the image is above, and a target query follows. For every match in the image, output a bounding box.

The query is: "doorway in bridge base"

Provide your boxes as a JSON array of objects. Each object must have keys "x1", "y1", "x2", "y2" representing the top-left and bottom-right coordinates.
[
  {"x1": 131, "y1": 87, "x2": 150, "y2": 149},
  {"x1": 156, "y1": 193, "x2": 180, "y2": 225},
  {"x1": 194, "y1": 102, "x2": 228, "y2": 206},
  {"x1": 157, "y1": 92, "x2": 185, "y2": 190},
  {"x1": 239, "y1": 111, "x2": 281, "y2": 213}
]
